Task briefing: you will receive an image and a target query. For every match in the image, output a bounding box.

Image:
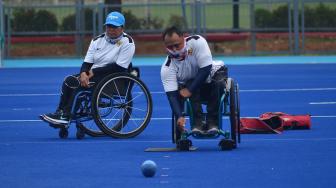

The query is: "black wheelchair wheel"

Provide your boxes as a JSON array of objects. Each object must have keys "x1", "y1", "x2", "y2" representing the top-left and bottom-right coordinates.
[
  {"x1": 229, "y1": 79, "x2": 238, "y2": 147},
  {"x1": 235, "y1": 83, "x2": 241, "y2": 143},
  {"x1": 92, "y1": 73, "x2": 152, "y2": 138}
]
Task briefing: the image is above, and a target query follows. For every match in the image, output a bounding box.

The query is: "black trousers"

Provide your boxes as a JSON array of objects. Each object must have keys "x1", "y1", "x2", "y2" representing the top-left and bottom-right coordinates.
[
  {"x1": 57, "y1": 73, "x2": 104, "y2": 114},
  {"x1": 184, "y1": 66, "x2": 228, "y2": 128}
]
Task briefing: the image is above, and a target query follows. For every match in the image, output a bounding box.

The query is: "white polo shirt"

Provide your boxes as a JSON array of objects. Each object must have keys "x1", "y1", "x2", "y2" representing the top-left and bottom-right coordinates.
[
  {"x1": 161, "y1": 35, "x2": 224, "y2": 92},
  {"x1": 84, "y1": 32, "x2": 135, "y2": 69}
]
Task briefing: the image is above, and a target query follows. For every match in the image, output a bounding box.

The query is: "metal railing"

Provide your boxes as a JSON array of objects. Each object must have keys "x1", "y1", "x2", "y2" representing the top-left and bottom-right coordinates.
[{"x1": 0, "y1": 0, "x2": 335, "y2": 59}]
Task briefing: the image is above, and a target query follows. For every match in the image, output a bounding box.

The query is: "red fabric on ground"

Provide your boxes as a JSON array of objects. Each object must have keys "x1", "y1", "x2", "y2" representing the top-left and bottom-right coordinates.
[{"x1": 240, "y1": 112, "x2": 311, "y2": 134}]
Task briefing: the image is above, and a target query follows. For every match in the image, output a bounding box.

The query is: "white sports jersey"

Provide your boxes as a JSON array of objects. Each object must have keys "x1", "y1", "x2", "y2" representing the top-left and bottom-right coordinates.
[
  {"x1": 161, "y1": 35, "x2": 224, "y2": 92},
  {"x1": 84, "y1": 32, "x2": 135, "y2": 69}
]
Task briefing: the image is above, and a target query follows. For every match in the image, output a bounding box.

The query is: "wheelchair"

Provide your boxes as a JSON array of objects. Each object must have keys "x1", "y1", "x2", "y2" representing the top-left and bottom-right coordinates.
[
  {"x1": 171, "y1": 78, "x2": 241, "y2": 151},
  {"x1": 50, "y1": 67, "x2": 153, "y2": 139}
]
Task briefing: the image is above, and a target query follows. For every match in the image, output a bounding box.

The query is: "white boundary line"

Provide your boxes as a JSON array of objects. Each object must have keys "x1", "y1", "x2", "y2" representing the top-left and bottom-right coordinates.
[
  {"x1": 1, "y1": 137, "x2": 336, "y2": 145},
  {"x1": 309, "y1": 102, "x2": 336, "y2": 105},
  {"x1": 0, "y1": 115, "x2": 335, "y2": 123},
  {"x1": 1, "y1": 87, "x2": 336, "y2": 97},
  {"x1": 0, "y1": 93, "x2": 58, "y2": 97},
  {"x1": 241, "y1": 88, "x2": 336, "y2": 92}
]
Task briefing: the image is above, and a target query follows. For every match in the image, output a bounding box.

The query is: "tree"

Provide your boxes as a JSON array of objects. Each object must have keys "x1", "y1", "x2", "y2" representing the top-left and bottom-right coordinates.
[{"x1": 104, "y1": 0, "x2": 121, "y2": 13}]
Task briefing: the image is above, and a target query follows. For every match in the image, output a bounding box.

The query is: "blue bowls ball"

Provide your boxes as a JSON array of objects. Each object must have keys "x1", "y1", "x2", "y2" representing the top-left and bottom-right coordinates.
[{"x1": 141, "y1": 160, "x2": 157, "y2": 177}]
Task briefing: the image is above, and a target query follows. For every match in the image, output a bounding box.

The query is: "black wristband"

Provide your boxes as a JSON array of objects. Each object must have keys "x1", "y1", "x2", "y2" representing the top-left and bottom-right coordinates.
[{"x1": 80, "y1": 62, "x2": 93, "y2": 74}]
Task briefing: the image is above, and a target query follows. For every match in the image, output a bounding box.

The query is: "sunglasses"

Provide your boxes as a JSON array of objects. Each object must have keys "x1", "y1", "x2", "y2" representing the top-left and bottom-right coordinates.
[{"x1": 106, "y1": 24, "x2": 121, "y2": 29}]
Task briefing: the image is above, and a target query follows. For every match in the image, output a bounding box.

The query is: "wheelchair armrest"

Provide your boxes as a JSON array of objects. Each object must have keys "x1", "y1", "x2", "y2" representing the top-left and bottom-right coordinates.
[{"x1": 129, "y1": 66, "x2": 140, "y2": 78}]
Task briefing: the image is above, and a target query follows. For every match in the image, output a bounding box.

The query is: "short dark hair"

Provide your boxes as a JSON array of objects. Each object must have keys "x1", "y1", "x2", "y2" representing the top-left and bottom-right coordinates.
[{"x1": 162, "y1": 26, "x2": 184, "y2": 40}]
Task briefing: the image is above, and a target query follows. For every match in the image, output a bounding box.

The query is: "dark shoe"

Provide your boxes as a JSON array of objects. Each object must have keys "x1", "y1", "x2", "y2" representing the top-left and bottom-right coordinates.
[
  {"x1": 191, "y1": 117, "x2": 205, "y2": 134},
  {"x1": 207, "y1": 126, "x2": 219, "y2": 135},
  {"x1": 191, "y1": 127, "x2": 203, "y2": 135},
  {"x1": 206, "y1": 118, "x2": 219, "y2": 135},
  {"x1": 41, "y1": 110, "x2": 70, "y2": 125},
  {"x1": 39, "y1": 115, "x2": 67, "y2": 129}
]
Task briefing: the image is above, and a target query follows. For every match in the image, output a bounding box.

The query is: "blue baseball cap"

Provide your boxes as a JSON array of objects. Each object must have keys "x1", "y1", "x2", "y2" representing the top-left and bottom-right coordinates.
[{"x1": 105, "y1": 11, "x2": 125, "y2": 27}]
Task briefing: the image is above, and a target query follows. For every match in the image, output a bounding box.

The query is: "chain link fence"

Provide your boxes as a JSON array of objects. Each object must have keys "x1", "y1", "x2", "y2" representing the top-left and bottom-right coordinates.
[
  {"x1": 0, "y1": 0, "x2": 4, "y2": 65},
  {"x1": 1, "y1": 0, "x2": 335, "y2": 58}
]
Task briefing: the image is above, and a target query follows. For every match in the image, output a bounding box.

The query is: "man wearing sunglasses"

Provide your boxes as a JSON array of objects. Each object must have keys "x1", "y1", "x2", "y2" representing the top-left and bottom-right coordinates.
[
  {"x1": 40, "y1": 11, "x2": 135, "y2": 126},
  {"x1": 161, "y1": 26, "x2": 228, "y2": 135}
]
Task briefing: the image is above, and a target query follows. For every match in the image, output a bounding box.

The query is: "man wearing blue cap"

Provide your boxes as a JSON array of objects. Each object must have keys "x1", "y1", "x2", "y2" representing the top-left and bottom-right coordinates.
[{"x1": 40, "y1": 11, "x2": 135, "y2": 126}]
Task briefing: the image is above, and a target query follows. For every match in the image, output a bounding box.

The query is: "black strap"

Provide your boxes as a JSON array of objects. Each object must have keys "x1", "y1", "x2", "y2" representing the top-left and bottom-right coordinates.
[{"x1": 80, "y1": 62, "x2": 93, "y2": 74}]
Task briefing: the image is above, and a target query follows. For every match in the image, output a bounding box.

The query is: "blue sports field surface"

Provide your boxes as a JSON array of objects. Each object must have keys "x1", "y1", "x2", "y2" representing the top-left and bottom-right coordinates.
[{"x1": 0, "y1": 56, "x2": 336, "y2": 188}]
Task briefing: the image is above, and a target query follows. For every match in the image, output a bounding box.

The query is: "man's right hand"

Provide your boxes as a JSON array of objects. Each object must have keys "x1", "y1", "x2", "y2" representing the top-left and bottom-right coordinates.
[{"x1": 177, "y1": 116, "x2": 187, "y2": 132}]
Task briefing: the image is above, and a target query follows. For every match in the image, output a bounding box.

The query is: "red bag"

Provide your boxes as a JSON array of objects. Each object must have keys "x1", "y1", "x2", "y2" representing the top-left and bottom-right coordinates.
[{"x1": 240, "y1": 112, "x2": 311, "y2": 134}]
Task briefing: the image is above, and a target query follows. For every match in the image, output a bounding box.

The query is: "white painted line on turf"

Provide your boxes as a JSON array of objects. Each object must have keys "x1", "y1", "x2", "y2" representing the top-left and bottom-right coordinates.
[
  {"x1": 311, "y1": 115, "x2": 336, "y2": 118},
  {"x1": 186, "y1": 137, "x2": 336, "y2": 142},
  {"x1": 0, "y1": 140, "x2": 173, "y2": 145},
  {"x1": 242, "y1": 137, "x2": 336, "y2": 142},
  {"x1": 0, "y1": 93, "x2": 58, "y2": 97},
  {"x1": 12, "y1": 108, "x2": 32, "y2": 111},
  {"x1": 240, "y1": 88, "x2": 336, "y2": 92},
  {"x1": 0, "y1": 115, "x2": 336, "y2": 124},
  {"x1": 309, "y1": 102, "x2": 336, "y2": 105},
  {"x1": 0, "y1": 117, "x2": 184, "y2": 123},
  {"x1": 0, "y1": 119, "x2": 41, "y2": 122},
  {"x1": 1, "y1": 87, "x2": 336, "y2": 97},
  {"x1": 1, "y1": 137, "x2": 336, "y2": 145}
]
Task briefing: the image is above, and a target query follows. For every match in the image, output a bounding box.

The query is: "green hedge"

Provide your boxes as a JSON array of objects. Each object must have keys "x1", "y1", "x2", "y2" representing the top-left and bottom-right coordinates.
[
  {"x1": 11, "y1": 8, "x2": 180, "y2": 32},
  {"x1": 304, "y1": 3, "x2": 336, "y2": 27},
  {"x1": 11, "y1": 3, "x2": 335, "y2": 32},
  {"x1": 12, "y1": 8, "x2": 58, "y2": 32},
  {"x1": 255, "y1": 3, "x2": 336, "y2": 28},
  {"x1": 61, "y1": 8, "x2": 97, "y2": 31}
]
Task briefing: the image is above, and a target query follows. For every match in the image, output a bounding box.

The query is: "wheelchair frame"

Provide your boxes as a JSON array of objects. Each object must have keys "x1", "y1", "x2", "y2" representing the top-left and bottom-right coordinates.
[
  {"x1": 52, "y1": 67, "x2": 153, "y2": 139},
  {"x1": 171, "y1": 78, "x2": 241, "y2": 150}
]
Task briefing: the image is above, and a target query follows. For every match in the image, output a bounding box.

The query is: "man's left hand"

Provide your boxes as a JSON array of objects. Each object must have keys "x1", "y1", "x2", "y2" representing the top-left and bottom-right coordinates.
[
  {"x1": 179, "y1": 88, "x2": 192, "y2": 98},
  {"x1": 79, "y1": 70, "x2": 94, "y2": 88}
]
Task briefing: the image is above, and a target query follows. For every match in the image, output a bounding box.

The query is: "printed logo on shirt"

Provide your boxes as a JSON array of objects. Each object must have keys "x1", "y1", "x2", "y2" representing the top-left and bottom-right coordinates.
[
  {"x1": 116, "y1": 40, "x2": 122, "y2": 46},
  {"x1": 187, "y1": 48, "x2": 193, "y2": 55}
]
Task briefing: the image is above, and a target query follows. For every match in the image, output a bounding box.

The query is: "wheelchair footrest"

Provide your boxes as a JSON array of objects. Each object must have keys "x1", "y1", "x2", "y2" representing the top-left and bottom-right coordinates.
[{"x1": 191, "y1": 131, "x2": 218, "y2": 138}]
